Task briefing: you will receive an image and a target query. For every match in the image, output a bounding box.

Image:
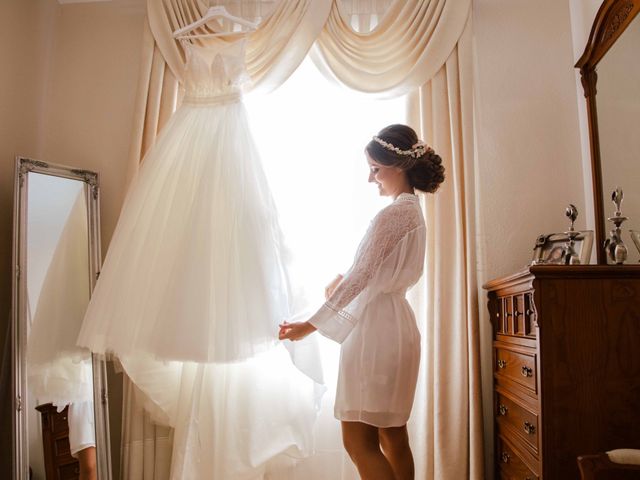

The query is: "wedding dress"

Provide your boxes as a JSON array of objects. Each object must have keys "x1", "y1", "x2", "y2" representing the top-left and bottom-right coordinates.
[{"x1": 77, "y1": 36, "x2": 321, "y2": 479}]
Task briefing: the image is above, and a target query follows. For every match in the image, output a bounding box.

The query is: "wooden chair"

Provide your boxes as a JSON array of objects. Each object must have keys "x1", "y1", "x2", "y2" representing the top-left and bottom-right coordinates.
[{"x1": 578, "y1": 450, "x2": 640, "y2": 480}]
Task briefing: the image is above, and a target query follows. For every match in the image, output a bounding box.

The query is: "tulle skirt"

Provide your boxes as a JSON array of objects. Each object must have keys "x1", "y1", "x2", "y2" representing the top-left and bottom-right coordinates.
[
  {"x1": 78, "y1": 100, "x2": 292, "y2": 363},
  {"x1": 77, "y1": 99, "x2": 322, "y2": 479},
  {"x1": 121, "y1": 344, "x2": 323, "y2": 479},
  {"x1": 28, "y1": 190, "x2": 93, "y2": 408}
]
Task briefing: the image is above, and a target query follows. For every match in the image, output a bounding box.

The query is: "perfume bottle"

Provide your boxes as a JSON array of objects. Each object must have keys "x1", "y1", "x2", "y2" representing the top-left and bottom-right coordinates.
[
  {"x1": 563, "y1": 204, "x2": 580, "y2": 264},
  {"x1": 604, "y1": 187, "x2": 628, "y2": 265}
]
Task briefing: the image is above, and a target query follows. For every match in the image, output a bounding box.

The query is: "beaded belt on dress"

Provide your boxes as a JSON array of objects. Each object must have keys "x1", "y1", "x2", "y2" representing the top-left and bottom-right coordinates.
[{"x1": 181, "y1": 91, "x2": 242, "y2": 106}]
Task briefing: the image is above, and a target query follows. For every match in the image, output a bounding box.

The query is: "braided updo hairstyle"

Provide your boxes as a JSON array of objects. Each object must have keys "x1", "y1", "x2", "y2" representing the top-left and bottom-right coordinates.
[{"x1": 365, "y1": 124, "x2": 445, "y2": 194}]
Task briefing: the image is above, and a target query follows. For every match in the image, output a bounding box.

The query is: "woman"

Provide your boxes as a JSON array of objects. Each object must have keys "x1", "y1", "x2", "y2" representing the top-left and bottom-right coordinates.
[{"x1": 279, "y1": 124, "x2": 445, "y2": 479}]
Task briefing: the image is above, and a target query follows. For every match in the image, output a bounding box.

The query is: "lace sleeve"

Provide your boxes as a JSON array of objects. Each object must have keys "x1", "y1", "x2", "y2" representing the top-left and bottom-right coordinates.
[{"x1": 308, "y1": 200, "x2": 421, "y2": 343}]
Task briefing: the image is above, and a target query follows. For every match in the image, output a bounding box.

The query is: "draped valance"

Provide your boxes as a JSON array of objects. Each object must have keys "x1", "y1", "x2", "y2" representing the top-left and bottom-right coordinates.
[{"x1": 146, "y1": 0, "x2": 471, "y2": 95}]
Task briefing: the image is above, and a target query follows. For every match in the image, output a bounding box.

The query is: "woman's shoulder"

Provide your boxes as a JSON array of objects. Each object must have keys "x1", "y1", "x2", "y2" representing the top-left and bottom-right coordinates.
[{"x1": 372, "y1": 195, "x2": 424, "y2": 232}]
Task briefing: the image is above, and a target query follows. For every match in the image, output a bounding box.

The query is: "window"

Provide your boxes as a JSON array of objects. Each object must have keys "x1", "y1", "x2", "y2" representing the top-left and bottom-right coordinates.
[{"x1": 246, "y1": 57, "x2": 407, "y2": 309}]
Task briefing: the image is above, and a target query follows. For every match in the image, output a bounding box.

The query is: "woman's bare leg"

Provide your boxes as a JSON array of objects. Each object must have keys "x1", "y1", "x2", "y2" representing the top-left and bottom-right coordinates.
[
  {"x1": 76, "y1": 446, "x2": 97, "y2": 480},
  {"x1": 379, "y1": 425, "x2": 414, "y2": 480},
  {"x1": 341, "y1": 421, "x2": 395, "y2": 480}
]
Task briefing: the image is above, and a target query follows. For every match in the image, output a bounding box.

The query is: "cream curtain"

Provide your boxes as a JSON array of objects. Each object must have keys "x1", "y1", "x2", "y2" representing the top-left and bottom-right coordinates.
[
  {"x1": 119, "y1": 20, "x2": 178, "y2": 480},
  {"x1": 125, "y1": 21, "x2": 178, "y2": 186},
  {"x1": 120, "y1": 379, "x2": 173, "y2": 480},
  {"x1": 119, "y1": 1, "x2": 482, "y2": 478},
  {"x1": 313, "y1": 0, "x2": 471, "y2": 96},
  {"x1": 147, "y1": 0, "x2": 331, "y2": 93},
  {"x1": 406, "y1": 16, "x2": 484, "y2": 478}
]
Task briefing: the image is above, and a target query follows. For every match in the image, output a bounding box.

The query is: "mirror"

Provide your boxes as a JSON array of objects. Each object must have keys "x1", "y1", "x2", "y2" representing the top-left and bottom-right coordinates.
[
  {"x1": 11, "y1": 157, "x2": 111, "y2": 480},
  {"x1": 597, "y1": 12, "x2": 640, "y2": 263},
  {"x1": 576, "y1": 0, "x2": 640, "y2": 264}
]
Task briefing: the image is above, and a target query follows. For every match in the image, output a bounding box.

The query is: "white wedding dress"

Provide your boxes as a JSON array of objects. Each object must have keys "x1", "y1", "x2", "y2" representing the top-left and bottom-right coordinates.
[{"x1": 77, "y1": 36, "x2": 321, "y2": 479}]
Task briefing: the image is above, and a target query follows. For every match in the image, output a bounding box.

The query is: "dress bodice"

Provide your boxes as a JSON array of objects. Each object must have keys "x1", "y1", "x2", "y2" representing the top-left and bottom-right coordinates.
[{"x1": 181, "y1": 37, "x2": 250, "y2": 104}]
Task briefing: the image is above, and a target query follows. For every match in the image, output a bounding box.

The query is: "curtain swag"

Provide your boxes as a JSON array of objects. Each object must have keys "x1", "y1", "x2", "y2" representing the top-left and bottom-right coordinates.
[{"x1": 147, "y1": 0, "x2": 471, "y2": 96}]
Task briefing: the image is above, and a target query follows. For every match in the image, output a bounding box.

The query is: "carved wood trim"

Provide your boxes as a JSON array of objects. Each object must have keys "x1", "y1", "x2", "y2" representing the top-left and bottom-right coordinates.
[
  {"x1": 529, "y1": 264, "x2": 640, "y2": 279},
  {"x1": 576, "y1": 0, "x2": 639, "y2": 70},
  {"x1": 482, "y1": 268, "x2": 534, "y2": 292},
  {"x1": 575, "y1": 0, "x2": 640, "y2": 265},
  {"x1": 483, "y1": 265, "x2": 640, "y2": 292}
]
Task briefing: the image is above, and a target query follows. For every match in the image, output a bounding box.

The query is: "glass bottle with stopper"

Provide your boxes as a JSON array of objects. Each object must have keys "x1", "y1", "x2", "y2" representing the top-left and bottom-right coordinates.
[
  {"x1": 562, "y1": 204, "x2": 581, "y2": 264},
  {"x1": 604, "y1": 187, "x2": 628, "y2": 264}
]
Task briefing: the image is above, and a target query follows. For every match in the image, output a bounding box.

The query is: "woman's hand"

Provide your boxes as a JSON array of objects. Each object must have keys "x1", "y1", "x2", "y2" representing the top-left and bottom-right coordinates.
[
  {"x1": 325, "y1": 274, "x2": 344, "y2": 300},
  {"x1": 278, "y1": 321, "x2": 317, "y2": 341}
]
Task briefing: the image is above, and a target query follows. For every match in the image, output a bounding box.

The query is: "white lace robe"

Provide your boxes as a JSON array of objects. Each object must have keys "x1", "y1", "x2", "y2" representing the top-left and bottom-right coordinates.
[{"x1": 309, "y1": 192, "x2": 426, "y2": 427}]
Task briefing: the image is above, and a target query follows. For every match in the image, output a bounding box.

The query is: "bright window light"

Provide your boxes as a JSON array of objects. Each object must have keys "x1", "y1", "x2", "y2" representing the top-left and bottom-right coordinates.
[
  {"x1": 245, "y1": 57, "x2": 407, "y2": 310},
  {"x1": 246, "y1": 58, "x2": 407, "y2": 467}
]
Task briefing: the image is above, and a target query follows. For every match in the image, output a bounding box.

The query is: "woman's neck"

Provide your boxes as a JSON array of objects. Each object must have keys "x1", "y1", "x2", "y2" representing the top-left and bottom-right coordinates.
[{"x1": 392, "y1": 186, "x2": 415, "y2": 200}]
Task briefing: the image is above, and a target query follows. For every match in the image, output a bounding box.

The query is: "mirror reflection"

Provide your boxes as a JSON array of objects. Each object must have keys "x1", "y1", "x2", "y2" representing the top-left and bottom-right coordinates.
[
  {"x1": 596, "y1": 13, "x2": 640, "y2": 263},
  {"x1": 25, "y1": 172, "x2": 97, "y2": 480}
]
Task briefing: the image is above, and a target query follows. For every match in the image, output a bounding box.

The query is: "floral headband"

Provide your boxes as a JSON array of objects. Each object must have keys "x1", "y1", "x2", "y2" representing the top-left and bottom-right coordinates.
[{"x1": 372, "y1": 136, "x2": 433, "y2": 159}]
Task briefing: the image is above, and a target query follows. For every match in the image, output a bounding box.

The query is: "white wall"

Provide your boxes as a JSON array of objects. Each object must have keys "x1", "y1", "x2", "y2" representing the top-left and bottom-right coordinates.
[
  {"x1": 0, "y1": 1, "x2": 56, "y2": 475},
  {"x1": 473, "y1": 0, "x2": 587, "y2": 476},
  {"x1": 40, "y1": 0, "x2": 146, "y2": 251},
  {"x1": 0, "y1": 0, "x2": 146, "y2": 475}
]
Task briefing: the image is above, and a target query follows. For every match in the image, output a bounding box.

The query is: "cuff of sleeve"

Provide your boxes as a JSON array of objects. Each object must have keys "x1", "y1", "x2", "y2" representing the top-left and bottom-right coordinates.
[{"x1": 308, "y1": 303, "x2": 355, "y2": 344}]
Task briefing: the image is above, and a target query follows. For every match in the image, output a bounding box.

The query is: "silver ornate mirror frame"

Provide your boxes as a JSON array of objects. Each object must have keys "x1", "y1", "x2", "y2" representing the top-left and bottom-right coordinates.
[{"x1": 11, "y1": 156, "x2": 112, "y2": 480}]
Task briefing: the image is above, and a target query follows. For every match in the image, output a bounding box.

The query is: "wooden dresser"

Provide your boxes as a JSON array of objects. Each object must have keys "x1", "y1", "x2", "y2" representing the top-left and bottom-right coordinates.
[
  {"x1": 484, "y1": 265, "x2": 640, "y2": 479},
  {"x1": 35, "y1": 403, "x2": 80, "y2": 480}
]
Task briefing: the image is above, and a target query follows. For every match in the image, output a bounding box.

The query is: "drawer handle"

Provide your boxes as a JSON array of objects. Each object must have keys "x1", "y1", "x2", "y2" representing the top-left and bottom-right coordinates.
[
  {"x1": 521, "y1": 366, "x2": 533, "y2": 377},
  {"x1": 500, "y1": 452, "x2": 510, "y2": 463},
  {"x1": 514, "y1": 310, "x2": 521, "y2": 317},
  {"x1": 506, "y1": 312, "x2": 512, "y2": 317},
  {"x1": 498, "y1": 404, "x2": 508, "y2": 416},
  {"x1": 524, "y1": 421, "x2": 536, "y2": 435},
  {"x1": 497, "y1": 359, "x2": 507, "y2": 369}
]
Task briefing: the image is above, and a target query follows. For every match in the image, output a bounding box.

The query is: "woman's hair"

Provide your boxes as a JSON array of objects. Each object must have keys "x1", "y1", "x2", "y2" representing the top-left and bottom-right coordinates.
[{"x1": 365, "y1": 124, "x2": 445, "y2": 194}]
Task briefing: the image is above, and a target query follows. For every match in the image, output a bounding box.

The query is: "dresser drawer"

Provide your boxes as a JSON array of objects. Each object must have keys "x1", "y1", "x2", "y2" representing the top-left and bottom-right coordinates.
[
  {"x1": 497, "y1": 435, "x2": 539, "y2": 480},
  {"x1": 496, "y1": 391, "x2": 539, "y2": 454},
  {"x1": 494, "y1": 345, "x2": 537, "y2": 396},
  {"x1": 495, "y1": 293, "x2": 537, "y2": 339}
]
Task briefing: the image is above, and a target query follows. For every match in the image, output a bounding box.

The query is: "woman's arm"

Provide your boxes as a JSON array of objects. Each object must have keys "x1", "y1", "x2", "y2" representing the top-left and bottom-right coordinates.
[
  {"x1": 308, "y1": 203, "x2": 420, "y2": 343},
  {"x1": 278, "y1": 274, "x2": 343, "y2": 342},
  {"x1": 278, "y1": 321, "x2": 316, "y2": 341}
]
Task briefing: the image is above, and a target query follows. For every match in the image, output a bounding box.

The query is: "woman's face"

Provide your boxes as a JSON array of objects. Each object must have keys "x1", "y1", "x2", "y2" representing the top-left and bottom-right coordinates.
[{"x1": 366, "y1": 151, "x2": 405, "y2": 197}]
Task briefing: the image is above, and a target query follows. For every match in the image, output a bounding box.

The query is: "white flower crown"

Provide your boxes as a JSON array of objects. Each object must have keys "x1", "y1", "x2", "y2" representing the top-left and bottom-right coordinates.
[{"x1": 372, "y1": 136, "x2": 432, "y2": 159}]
